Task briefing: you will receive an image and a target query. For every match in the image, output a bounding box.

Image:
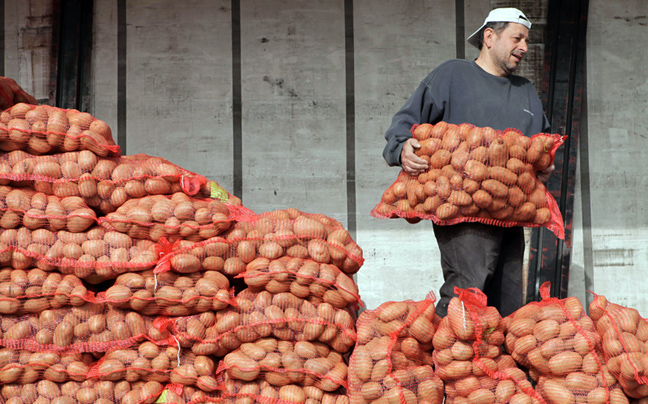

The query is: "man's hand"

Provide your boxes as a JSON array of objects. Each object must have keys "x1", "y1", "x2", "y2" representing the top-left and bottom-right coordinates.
[
  {"x1": 401, "y1": 138, "x2": 429, "y2": 176},
  {"x1": 537, "y1": 163, "x2": 555, "y2": 183},
  {"x1": 0, "y1": 77, "x2": 37, "y2": 110}
]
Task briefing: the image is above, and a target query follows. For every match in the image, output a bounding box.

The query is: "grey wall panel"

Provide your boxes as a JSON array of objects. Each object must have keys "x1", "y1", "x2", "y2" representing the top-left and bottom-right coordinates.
[
  {"x1": 91, "y1": 0, "x2": 118, "y2": 134},
  {"x1": 354, "y1": 0, "x2": 455, "y2": 309},
  {"x1": 125, "y1": 0, "x2": 234, "y2": 190},
  {"x1": 587, "y1": 0, "x2": 648, "y2": 311},
  {"x1": 238, "y1": 1, "x2": 347, "y2": 220}
]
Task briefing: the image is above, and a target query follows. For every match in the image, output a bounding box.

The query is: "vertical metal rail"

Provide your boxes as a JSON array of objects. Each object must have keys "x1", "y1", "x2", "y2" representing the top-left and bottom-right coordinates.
[
  {"x1": 231, "y1": 0, "x2": 243, "y2": 201},
  {"x1": 56, "y1": 0, "x2": 93, "y2": 110},
  {"x1": 527, "y1": 0, "x2": 589, "y2": 301},
  {"x1": 345, "y1": 0, "x2": 356, "y2": 240}
]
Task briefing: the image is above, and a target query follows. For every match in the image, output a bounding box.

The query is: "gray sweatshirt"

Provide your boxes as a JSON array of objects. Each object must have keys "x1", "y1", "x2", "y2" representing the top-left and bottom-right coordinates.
[{"x1": 383, "y1": 59, "x2": 551, "y2": 166}]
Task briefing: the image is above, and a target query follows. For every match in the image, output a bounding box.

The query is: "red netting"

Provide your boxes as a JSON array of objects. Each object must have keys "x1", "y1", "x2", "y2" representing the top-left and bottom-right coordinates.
[
  {"x1": 0, "y1": 380, "x2": 168, "y2": 404},
  {"x1": 99, "y1": 194, "x2": 250, "y2": 243},
  {"x1": 434, "y1": 287, "x2": 546, "y2": 404},
  {"x1": 504, "y1": 282, "x2": 625, "y2": 404},
  {"x1": 0, "y1": 151, "x2": 208, "y2": 214},
  {"x1": 216, "y1": 375, "x2": 349, "y2": 404},
  {"x1": 0, "y1": 303, "x2": 171, "y2": 354},
  {"x1": 164, "y1": 289, "x2": 357, "y2": 357},
  {"x1": 0, "y1": 349, "x2": 95, "y2": 384},
  {"x1": 347, "y1": 294, "x2": 444, "y2": 404},
  {"x1": 0, "y1": 226, "x2": 158, "y2": 284},
  {"x1": 0, "y1": 187, "x2": 98, "y2": 232},
  {"x1": 102, "y1": 269, "x2": 236, "y2": 316},
  {"x1": 0, "y1": 268, "x2": 93, "y2": 315},
  {"x1": 589, "y1": 293, "x2": 648, "y2": 399},
  {"x1": 371, "y1": 122, "x2": 566, "y2": 239},
  {"x1": 215, "y1": 338, "x2": 348, "y2": 392},
  {"x1": 0, "y1": 104, "x2": 121, "y2": 157},
  {"x1": 235, "y1": 256, "x2": 361, "y2": 311}
]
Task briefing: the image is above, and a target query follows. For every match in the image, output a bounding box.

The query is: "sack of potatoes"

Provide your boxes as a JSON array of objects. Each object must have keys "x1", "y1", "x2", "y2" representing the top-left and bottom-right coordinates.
[
  {"x1": 372, "y1": 122, "x2": 565, "y2": 240},
  {"x1": 589, "y1": 293, "x2": 648, "y2": 399},
  {"x1": 169, "y1": 289, "x2": 356, "y2": 357},
  {"x1": 504, "y1": 282, "x2": 627, "y2": 404},
  {"x1": 0, "y1": 151, "x2": 207, "y2": 214},
  {"x1": 102, "y1": 269, "x2": 235, "y2": 316},
  {"x1": 0, "y1": 103, "x2": 120, "y2": 157},
  {"x1": 0, "y1": 268, "x2": 92, "y2": 315},
  {"x1": 348, "y1": 296, "x2": 444, "y2": 404},
  {"x1": 236, "y1": 256, "x2": 361, "y2": 311}
]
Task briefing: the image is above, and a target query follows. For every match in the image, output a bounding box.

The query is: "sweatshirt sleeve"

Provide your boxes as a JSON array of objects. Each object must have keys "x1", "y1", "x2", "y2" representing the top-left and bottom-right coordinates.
[{"x1": 382, "y1": 79, "x2": 443, "y2": 167}]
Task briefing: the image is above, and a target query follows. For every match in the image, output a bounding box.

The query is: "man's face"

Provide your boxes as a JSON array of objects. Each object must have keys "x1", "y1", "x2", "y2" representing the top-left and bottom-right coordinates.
[{"x1": 489, "y1": 23, "x2": 529, "y2": 75}]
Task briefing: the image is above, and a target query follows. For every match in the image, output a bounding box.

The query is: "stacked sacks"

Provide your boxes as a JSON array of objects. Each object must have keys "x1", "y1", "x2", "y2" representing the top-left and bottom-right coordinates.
[
  {"x1": 504, "y1": 282, "x2": 627, "y2": 404},
  {"x1": 347, "y1": 294, "x2": 444, "y2": 404},
  {"x1": 160, "y1": 209, "x2": 363, "y2": 403},
  {"x1": 589, "y1": 293, "x2": 648, "y2": 400},
  {"x1": 0, "y1": 104, "x2": 243, "y2": 404},
  {"x1": 434, "y1": 287, "x2": 544, "y2": 404}
]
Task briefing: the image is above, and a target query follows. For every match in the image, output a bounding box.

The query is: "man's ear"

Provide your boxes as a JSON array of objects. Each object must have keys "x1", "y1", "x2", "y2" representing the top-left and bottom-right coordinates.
[{"x1": 482, "y1": 28, "x2": 496, "y2": 49}]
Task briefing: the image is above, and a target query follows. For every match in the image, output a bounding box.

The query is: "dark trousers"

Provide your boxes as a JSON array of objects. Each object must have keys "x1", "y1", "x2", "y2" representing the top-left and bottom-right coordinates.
[{"x1": 433, "y1": 222, "x2": 525, "y2": 318}]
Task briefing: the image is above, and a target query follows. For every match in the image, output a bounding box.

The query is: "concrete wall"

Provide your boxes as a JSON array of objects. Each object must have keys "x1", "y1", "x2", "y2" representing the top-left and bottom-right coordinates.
[{"x1": 6, "y1": 1, "x2": 646, "y2": 315}]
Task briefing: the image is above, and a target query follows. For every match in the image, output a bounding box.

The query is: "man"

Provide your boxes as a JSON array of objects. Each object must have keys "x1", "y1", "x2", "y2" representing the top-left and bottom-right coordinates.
[
  {"x1": 0, "y1": 76, "x2": 37, "y2": 109},
  {"x1": 382, "y1": 8, "x2": 553, "y2": 317}
]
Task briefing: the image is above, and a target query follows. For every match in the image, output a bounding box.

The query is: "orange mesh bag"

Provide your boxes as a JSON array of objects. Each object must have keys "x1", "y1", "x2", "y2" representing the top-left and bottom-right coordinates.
[
  {"x1": 230, "y1": 209, "x2": 364, "y2": 276},
  {"x1": 0, "y1": 379, "x2": 168, "y2": 404},
  {"x1": 166, "y1": 289, "x2": 357, "y2": 357},
  {"x1": 0, "y1": 188, "x2": 98, "y2": 233},
  {"x1": 101, "y1": 269, "x2": 236, "y2": 316},
  {"x1": 589, "y1": 293, "x2": 648, "y2": 399},
  {"x1": 0, "y1": 226, "x2": 158, "y2": 284},
  {"x1": 0, "y1": 268, "x2": 93, "y2": 315},
  {"x1": 145, "y1": 384, "x2": 216, "y2": 404},
  {"x1": 371, "y1": 122, "x2": 566, "y2": 239},
  {"x1": 99, "y1": 193, "x2": 248, "y2": 243},
  {"x1": 347, "y1": 295, "x2": 444, "y2": 404},
  {"x1": 0, "y1": 103, "x2": 121, "y2": 157},
  {"x1": 0, "y1": 151, "x2": 207, "y2": 214},
  {"x1": 155, "y1": 210, "x2": 364, "y2": 279},
  {"x1": 216, "y1": 375, "x2": 349, "y2": 404},
  {"x1": 215, "y1": 338, "x2": 348, "y2": 392},
  {"x1": 434, "y1": 288, "x2": 545, "y2": 404},
  {"x1": 504, "y1": 282, "x2": 626, "y2": 404},
  {"x1": 235, "y1": 256, "x2": 361, "y2": 311},
  {"x1": 0, "y1": 303, "x2": 171, "y2": 354},
  {"x1": 0, "y1": 349, "x2": 94, "y2": 384},
  {"x1": 85, "y1": 342, "x2": 219, "y2": 392},
  {"x1": 196, "y1": 179, "x2": 243, "y2": 208}
]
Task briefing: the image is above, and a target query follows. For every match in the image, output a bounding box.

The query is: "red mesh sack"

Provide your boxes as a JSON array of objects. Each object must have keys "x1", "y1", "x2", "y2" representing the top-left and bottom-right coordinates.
[
  {"x1": 166, "y1": 289, "x2": 357, "y2": 357},
  {"x1": 589, "y1": 293, "x2": 648, "y2": 399},
  {"x1": 102, "y1": 269, "x2": 236, "y2": 316},
  {"x1": 504, "y1": 282, "x2": 625, "y2": 404},
  {"x1": 215, "y1": 338, "x2": 348, "y2": 392},
  {"x1": 216, "y1": 375, "x2": 349, "y2": 404},
  {"x1": 154, "y1": 210, "x2": 363, "y2": 279},
  {"x1": 85, "y1": 342, "x2": 218, "y2": 392},
  {"x1": 0, "y1": 187, "x2": 98, "y2": 232},
  {"x1": 0, "y1": 151, "x2": 207, "y2": 214},
  {"x1": 196, "y1": 180, "x2": 243, "y2": 208},
  {"x1": 371, "y1": 122, "x2": 566, "y2": 240},
  {"x1": 230, "y1": 209, "x2": 364, "y2": 275},
  {"x1": 347, "y1": 295, "x2": 444, "y2": 404},
  {"x1": 0, "y1": 103, "x2": 121, "y2": 157},
  {"x1": 0, "y1": 268, "x2": 93, "y2": 315},
  {"x1": 99, "y1": 193, "x2": 249, "y2": 243},
  {"x1": 0, "y1": 226, "x2": 158, "y2": 284},
  {"x1": 0, "y1": 349, "x2": 94, "y2": 384},
  {"x1": 148, "y1": 384, "x2": 216, "y2": 404},
  {"x1": 433, "y1": 288, "x2": 545, "y2": 404},
  {"x1": 235, "y1": 256, "x2": 361, "y2": 310},
  {"x1": 0, "y1": 379, "x2": 168, "y2": 404},
  {"x1": 0, "y1": 303, "x2": 171, "y2": 354}
]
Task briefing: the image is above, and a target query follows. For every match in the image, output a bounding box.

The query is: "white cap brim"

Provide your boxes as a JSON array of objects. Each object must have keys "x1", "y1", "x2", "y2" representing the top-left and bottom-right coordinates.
[{"x1": 466, "y1": 8, "x2": 532, "y2": 49}]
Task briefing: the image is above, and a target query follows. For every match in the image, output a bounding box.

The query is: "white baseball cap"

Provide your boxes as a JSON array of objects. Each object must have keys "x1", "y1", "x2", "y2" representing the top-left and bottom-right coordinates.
[{"x1": 466, "y1": 7, "x2": 532, "y2": 49}]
